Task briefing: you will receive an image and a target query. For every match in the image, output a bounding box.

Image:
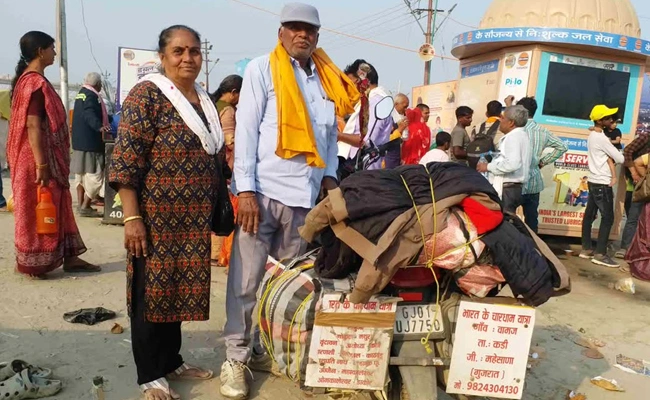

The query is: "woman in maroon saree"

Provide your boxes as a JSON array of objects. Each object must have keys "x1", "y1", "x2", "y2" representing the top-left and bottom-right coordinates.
[
  {"x1": 8, "y1": 31, "x2": 99, "y2": 278},
  {"x1": 625, "y1": 153, "x2": 650, "y2": 281}
]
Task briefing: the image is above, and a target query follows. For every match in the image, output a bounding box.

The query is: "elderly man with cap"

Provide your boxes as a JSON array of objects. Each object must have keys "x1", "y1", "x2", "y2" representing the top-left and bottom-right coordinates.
[
  {"x1": 220, "y1": 2, "x2": 358, "y2": 398},
  {"x1": 579, "y1": 104, "x2": 624, "y2": 268}
]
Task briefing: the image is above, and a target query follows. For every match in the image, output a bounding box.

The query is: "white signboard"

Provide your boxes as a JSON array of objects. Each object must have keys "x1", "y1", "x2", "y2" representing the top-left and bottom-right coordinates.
[
  {"x1": 497, "y1": 51, "x2": 533, "y2": 104},
  {"x1": 305, "y1": 294, "x2": 398, "y2": 391},
  {"x1": 116, "y1": 47, "x2": 160, "y2": 110},
  {"x1": 446, "y1": 301, "x2": 536, "y2": 399}
]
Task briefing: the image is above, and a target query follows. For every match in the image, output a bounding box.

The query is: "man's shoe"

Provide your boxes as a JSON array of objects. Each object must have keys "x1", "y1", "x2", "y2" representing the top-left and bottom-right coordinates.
[
  {"x1": 248, "y1": 351, "x2": 282, "y2": 376},
  {"x1": 220, "y1": 360, "x2": 249, "y2": 399},
  {"x1": 615, "y1": 249, "x2": 627, "y2": 259},
  {"x1": 591, "y1": 254, "x2": 620, "y2": 268},
  {"x1": 579, "y1": 250, "x2": 594, "y2": 259}
]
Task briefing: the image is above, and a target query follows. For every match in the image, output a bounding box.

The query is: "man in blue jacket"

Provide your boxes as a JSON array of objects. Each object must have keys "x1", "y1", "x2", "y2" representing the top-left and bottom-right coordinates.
[{"x1": 71, "y1": 72, "x2": 111, "y2": 217}]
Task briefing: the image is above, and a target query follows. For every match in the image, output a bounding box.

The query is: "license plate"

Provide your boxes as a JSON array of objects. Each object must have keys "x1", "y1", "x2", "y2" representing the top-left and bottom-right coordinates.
[{"x1": 394, "y1": 304, "x2": 444, "y2": 335}]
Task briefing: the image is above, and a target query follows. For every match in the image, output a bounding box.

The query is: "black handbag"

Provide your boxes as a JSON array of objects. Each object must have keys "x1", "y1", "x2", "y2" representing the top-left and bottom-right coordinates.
[{"x1": 211, "y1": 159, "x2": 235, "y2": 236}]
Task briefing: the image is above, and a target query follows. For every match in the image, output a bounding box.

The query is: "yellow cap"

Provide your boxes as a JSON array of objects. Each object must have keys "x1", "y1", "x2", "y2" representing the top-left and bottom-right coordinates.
[{"x1": 589, "y1": 105, "x2": 619, "y2": 121}]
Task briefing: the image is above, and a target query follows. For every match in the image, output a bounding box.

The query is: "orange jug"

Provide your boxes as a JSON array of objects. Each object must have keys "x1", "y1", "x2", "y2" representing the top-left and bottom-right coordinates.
[{"x1": 36, "y1": 187, "x2": 57, "y2": 235}]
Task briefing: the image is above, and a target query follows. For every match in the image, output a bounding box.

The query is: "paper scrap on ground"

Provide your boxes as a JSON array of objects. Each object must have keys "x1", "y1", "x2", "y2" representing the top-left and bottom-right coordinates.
[{"x1": 614, "y1": 354, "x2": 650, "y2": 377}]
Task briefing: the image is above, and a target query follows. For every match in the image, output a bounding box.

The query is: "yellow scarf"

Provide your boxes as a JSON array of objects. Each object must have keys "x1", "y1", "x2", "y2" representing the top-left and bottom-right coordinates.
[{"x1": 270, "y1": 42, "x2": 359, "y2": 168}]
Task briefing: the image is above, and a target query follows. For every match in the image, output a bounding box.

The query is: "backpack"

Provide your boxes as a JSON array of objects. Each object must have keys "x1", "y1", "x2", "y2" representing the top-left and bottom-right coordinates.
[{"x1": 467, "y1": 120, "x2": 500, "y2": 169}]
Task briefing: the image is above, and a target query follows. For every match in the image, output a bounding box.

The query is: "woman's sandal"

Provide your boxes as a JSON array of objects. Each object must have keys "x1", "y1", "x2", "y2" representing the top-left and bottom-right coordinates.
[
  {"x1": 0, "y1": 360, "x2": 52, "y2": 381},
  {"x1": 166, "y1": 364, "x2": 213, "y2": 381},
  {"x1": 63, "y1": 259, "x2": 101, "y2": 273},
  {"x1": 0, "y1": 369, "x2": 62, "y2": 399}
]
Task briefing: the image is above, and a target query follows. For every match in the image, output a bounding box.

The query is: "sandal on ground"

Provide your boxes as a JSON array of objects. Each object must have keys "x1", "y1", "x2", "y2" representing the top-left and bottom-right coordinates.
[
  {"x1": 0, "y1": 360, "x2": 52, "y2": 381},
  {"x1": 141, "y1": 378, "x2": 181, "y2": 400},
  {"x1": 63, "y1": 260, "x2": 101, "y2": 273},
  {"x1": 78, "y1": 208, "x2": 102, "y2": 218},
  {"x1": 166, "y1": 363, "x2": 213, "y2": 381},
  {"x1": 0, "y1": 369, "x2": 62, "y2": 399}
]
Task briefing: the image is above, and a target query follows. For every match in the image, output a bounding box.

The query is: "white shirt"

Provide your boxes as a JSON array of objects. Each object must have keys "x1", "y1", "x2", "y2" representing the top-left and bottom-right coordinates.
[
  {"x1": 487, "y1": 127, "x2": 531, "y2": 184},
  {"x1": 419, "y1": 148, "x2": 450, "y2": 165},
  {"x1": 338, "y1": 86, "x2": 390, "y2": 158},
  {"x1": 587, "y1": 129, "x2": 624, "y2": 185},
  {"x1": 232, "y1": 55, "x2": 338, "y2": 209}
]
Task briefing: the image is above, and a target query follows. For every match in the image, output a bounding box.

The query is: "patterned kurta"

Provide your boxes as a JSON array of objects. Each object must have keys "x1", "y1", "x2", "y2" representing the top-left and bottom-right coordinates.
[{"x1": 109, "y1": 81, "x2": 218, "y2": 322}]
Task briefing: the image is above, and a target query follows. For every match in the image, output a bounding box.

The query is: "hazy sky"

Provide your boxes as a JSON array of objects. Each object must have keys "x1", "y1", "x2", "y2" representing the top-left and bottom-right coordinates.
[{"x1": 1, "y1": 0, "x2": 649, "y2": 95}]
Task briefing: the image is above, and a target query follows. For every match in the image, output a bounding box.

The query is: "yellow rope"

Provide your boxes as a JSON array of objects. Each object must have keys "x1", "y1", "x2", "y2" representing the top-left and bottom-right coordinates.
[
  {"x1": 287, "y1": 291, "x2": 313, "y2": 382},
  {"x1": 398, "y1": 170, "x2": 440, "y2": 354}
]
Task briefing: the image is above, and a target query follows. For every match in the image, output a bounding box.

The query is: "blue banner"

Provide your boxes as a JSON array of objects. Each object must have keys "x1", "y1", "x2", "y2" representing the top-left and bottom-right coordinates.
[
  {"x1": 461, "y1": 59, "x2": 499, "y2": 78},
  {"x1": 452, "y1": 27, "x2": 650, "y2": 57}
]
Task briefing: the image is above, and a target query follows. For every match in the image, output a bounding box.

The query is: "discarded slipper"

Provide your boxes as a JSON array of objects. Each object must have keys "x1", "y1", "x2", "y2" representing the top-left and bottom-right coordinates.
[
  {"x1": 0, "y1": 360, "x2": 52, "y2": 381},
  {"x1": 0, "y1": 369, "x2": 62, "y2": 399}
]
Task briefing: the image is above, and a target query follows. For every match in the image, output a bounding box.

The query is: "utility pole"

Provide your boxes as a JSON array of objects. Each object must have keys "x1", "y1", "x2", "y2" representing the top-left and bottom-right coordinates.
[
  {"x1": 56, "y1": 0, "x2": 69, "y2": 116},
  {"x1": 423, "y1": 0, "x2": 441, "y2": 85},
  {"x1": 201, "y1": 40, "x2": 213, "y2": 92}
]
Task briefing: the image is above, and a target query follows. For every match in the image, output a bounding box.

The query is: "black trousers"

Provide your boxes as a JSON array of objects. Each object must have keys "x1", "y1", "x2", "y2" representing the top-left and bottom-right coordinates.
[
  {"x1": 131, "y1": 257, "x2": 184, "y2": 385},
  {"x1": 502, "y1": 183, "x2": 523, "y2": 214},
  {"x1": 581, "y1": 182, "x2": 615, "y2": 255}
]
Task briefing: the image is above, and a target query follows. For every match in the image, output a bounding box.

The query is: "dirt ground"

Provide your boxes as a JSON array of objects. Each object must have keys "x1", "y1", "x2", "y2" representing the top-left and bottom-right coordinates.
[{"x1": 2, "y1": 176, "x2": 650, "y2": 400}]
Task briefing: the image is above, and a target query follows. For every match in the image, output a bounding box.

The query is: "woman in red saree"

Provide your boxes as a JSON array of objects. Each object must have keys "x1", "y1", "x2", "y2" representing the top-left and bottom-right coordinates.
[
  {"x1": 401, "y1": 107, "x2": 431, "y2": 165},
  {"x1": 8, "y1": 31, "x2": 99, "y2": 278}
]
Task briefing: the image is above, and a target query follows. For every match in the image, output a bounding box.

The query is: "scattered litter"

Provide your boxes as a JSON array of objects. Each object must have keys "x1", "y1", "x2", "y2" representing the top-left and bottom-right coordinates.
[
  {"x1": 574, "y1": 337, "x2": 606, "y2": 350},
  {"x1": 0, "y1": 332, "x2": 19, "y2": 339},
  {"x1": 579, "y1": 328, "x2": 586, "y2": 334},
  {"x1": 63, "y1": 307, "x2": 116, "y2": 325},
  {"x1": 189, "y1": 347, "x2": 219, "y2": 360},
  {"x1": 614, "y1": 354, "x2": 650, "y2": 377},
  {"x1": 118, "y1": 365, "x2": 125, "y2": 368},
  {"x1": 582, "y1": 348, "x2": 604, "y2": 359},
  {"x1": 529, "y1": 346, "x2": 546, "y2": 359},
  {"x1": 566, "y1": 390, "x2": 586, "y2": 400},
  {"x1": 92, "y1": 376, "x2": 105, "y2": 400},
  {"x1": 110, "y1": 323, "x2": 124, "y2": 334},
  {"x1": 590, "y1": 376, "x2": 624, "y2": 392},
  {"x1": 609, "y1": 278, "x2": 636, "y2": 294}
]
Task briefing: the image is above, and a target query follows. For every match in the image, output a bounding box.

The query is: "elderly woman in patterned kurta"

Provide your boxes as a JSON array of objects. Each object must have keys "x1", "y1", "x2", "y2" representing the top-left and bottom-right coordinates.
[{"x1": 109, "y1": 25, "x2": 224, "y2": 400}]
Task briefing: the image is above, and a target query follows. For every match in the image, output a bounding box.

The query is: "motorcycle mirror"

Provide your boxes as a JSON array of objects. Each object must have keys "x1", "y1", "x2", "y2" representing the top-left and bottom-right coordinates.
[{"x1": 374, "y1": 96, "x2": 395, "y2": 120}]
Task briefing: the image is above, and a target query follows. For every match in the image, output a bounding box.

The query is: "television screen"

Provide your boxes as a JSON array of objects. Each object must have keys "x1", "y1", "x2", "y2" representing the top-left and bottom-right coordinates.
[{"x1": 542, "y1": 62, "x2": 631, "y2": 122}]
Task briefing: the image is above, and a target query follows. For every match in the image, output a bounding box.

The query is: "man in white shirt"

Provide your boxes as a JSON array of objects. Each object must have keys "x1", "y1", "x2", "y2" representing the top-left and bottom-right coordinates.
[
  {"x1": 477, "y1": 105, "x2": 531, "y2": 214},
  {"x1": 420, "y1": 131, "x2": 451, "y2": 165},
  {"x1": 580, "y1": 105, "x2": 625, "y2": 268}
]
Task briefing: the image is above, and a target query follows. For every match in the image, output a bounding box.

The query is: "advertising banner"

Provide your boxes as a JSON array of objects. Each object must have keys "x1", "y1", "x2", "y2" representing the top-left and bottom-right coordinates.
[
  {"x1": 452, "y1": 27, "x2": 650, "y2": 58},
  {"x1": 637, "y1": 73, "x2": 650, "y2": 135},
  {"x1": 497, "y1": 51, "x2": 533, "y2": 104},
  {"x1": 116, "y1": 47, "x2": 160, "y2": 111},
  {"x1": 412, "y1": 80, "x2": 459, "y2": 134},
  {"x1": 457, "y1": 60, "x2": 500, "y2": 129}
]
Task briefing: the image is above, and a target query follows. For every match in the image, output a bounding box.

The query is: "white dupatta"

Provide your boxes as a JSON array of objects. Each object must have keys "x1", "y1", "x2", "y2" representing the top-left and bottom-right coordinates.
[{"x1": 143, "y1": 73, "x2": 224, "y2": 155}]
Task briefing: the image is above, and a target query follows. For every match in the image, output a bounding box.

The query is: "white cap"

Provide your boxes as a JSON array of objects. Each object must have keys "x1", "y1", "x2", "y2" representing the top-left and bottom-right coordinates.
[{"x1": 280, "y1": 2, "x2": 321, "y2": 28}]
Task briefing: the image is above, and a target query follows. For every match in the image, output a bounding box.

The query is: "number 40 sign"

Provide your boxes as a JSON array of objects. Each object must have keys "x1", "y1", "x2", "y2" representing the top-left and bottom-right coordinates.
[{"x1": 446, "y1": 301, "x2": 536, "y2": 399}]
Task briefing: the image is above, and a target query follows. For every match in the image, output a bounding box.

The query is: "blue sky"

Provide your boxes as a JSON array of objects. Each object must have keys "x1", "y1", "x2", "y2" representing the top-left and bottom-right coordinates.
[{"x1": 1, "y1": 0, "x2": 649, "y2": 95}]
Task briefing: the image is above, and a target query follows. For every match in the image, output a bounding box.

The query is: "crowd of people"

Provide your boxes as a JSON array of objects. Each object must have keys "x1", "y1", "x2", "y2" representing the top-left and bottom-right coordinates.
[{"x1": 2, "y1": 1, "x2": 650, "y2": 399}]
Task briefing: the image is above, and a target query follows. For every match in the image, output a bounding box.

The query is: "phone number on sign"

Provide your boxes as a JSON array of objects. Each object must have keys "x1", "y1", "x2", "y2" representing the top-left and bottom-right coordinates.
[{"x1": 466, "y1": 382, "x2": 520, "y2": 395}]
